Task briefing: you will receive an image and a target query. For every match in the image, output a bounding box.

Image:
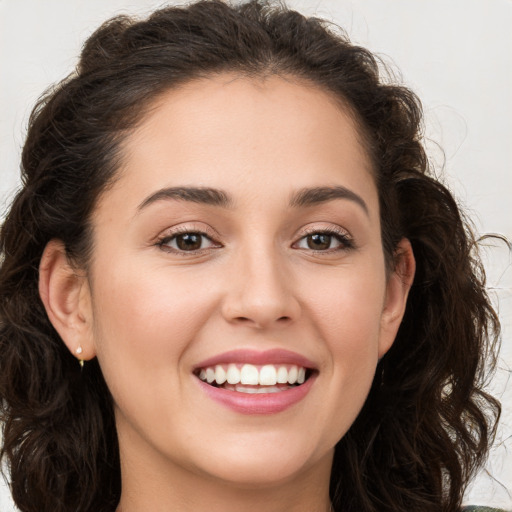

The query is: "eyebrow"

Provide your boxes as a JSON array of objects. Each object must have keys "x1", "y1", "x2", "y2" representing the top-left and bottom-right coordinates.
[
  {"x1": 290, "y1": 186, "x2": 369, "y2": 215},
  {"x1": 137, "y1": 185, "x2": 368, "y2": 214},
  {"x1": 137, "y1": 186, "x2": 232, "y2": 211}
]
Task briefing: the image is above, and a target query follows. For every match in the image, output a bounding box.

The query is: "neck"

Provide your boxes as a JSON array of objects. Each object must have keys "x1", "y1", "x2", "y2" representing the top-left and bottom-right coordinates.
[
  {"x1": 115, "y1": 428, "x2": 333, "y2": 512},
  {"x1": 117, "y1": 481, "x2": 332, "y2": 512}
]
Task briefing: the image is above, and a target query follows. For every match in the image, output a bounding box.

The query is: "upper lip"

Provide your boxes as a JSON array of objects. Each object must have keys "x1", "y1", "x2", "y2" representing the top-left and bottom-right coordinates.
[{"x1": 194, "y1": 348, "x2": 317, "y2": 370}]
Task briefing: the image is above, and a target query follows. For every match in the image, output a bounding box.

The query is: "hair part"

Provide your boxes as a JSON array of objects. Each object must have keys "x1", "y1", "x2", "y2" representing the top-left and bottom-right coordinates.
[{"x1": 0, "y1": 1, "x2": 500, "y2": 511}]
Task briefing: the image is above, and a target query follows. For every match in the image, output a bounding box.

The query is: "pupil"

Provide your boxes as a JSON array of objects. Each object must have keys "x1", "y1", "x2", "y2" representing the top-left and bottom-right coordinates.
[
  {"x1": 307, "y1": 234, "x2": 331, "y2": 250},
  {"x1": 177, "y1": 233, "x2": 202, "y2": 251}
]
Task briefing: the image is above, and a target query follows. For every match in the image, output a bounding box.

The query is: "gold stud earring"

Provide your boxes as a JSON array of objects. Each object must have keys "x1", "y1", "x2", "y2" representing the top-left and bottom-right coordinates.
[{"x1": 76, "y1": 346, "x2": 84, "y2": 368}]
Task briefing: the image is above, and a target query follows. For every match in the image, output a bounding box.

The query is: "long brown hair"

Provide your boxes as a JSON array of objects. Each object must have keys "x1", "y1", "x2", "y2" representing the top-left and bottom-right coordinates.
[{"x1": 0, "y1": 1, "x2": 500, "y2": 511}]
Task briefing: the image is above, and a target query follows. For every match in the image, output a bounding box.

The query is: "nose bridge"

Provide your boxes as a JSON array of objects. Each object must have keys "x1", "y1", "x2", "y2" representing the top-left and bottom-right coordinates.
[{"x1": 222, "y1": 238, "x2": 299, "y2": 327}]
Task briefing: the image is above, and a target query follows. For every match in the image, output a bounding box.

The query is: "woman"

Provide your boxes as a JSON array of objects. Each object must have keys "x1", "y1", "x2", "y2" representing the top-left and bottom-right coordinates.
[{"x1": 0, "y1": 1, "x2": 503, "y2": 511}]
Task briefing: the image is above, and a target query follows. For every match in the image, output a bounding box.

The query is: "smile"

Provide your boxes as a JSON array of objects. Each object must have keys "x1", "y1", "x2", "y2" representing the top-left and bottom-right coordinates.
[
  {"x1": 194, "y1": 350, "x2": 317, "y2": 414},
  {"x1": 196, "y1": 363, "x2": 309, "y2": 391}
]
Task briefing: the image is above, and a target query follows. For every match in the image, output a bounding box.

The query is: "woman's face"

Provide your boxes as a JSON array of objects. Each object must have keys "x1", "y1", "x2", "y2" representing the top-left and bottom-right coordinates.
[{"x1": 79, "y1": 75, "x2": 411, "y2": 488}]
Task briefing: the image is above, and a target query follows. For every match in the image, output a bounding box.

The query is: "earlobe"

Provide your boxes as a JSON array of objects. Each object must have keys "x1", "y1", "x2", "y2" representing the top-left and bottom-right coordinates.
[
  {"x1": 39, "y1": 239, "x2": 96, "y2": 363},
  {"x1": 378, "y1": 238, "x2": 416, "y2": 358}
]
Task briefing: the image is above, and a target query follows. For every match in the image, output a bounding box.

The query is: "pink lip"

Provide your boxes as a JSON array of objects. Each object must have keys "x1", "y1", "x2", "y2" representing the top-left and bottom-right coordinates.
[
  {"x1": 194, "y1": 348, "x2": 316, "y2": 370},
  {"x1": 196, "y1": 373, "x2": 317, "y2": 415},
  {"x1": 193, "y1": 349, "x2": 318, "y2": 415}
]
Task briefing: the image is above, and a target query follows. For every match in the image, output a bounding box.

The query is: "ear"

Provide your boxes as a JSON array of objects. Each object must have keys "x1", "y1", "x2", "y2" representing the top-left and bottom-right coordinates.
[
  {"x1": 39, "y1": 239, "x2": 96, "y2": 363},
  {"x1": 378, "y1": 238, "x2": 415, "y2": 358}
]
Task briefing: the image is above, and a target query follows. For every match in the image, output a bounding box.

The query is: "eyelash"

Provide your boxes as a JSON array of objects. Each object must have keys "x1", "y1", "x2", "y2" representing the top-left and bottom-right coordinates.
[
  {"x1": 293, "y1": 227, "x2": 355, "y2": 253},
  {"x1": 156, "y1": 226, "x2": 354, "y2": 254},
  {"x1": 156, "y1": 226, "x2": 221, "y2": 255}
]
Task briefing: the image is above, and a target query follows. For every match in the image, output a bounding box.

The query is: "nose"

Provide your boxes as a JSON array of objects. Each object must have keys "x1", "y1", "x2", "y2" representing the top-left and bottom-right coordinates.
[{"x1": 220, "y1": 247, "x2": 301, "y2": 329}]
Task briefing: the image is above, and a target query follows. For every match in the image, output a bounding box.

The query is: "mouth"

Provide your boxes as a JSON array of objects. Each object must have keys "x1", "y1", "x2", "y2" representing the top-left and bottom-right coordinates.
[
  {"x1": 193, "y1": 349, "x2": 318, "y2": 414},
  {"x1": 194, "y1": 363, "x2": 316, "y2": 394}
]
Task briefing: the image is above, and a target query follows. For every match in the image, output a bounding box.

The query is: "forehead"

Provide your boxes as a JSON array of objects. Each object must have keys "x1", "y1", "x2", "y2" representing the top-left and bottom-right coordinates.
[
  {"x1": 141, "y1": 74, "x2": 370, "y2": 157},
  {"x1": 100, "y1": 74, "x2": 377, "y2": 217}
]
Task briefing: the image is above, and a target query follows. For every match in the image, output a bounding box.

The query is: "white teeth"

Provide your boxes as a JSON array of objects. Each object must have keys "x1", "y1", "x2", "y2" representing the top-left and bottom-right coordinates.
[
  {"x1": 276, "y1": 366, "x2": 288, "y2": 384},
  {"x1": 259, "y1": 365, "x2": 277, "y2": 385},
  {"x1": 240, "y1": 364, "x2": 259, "y2": 385},
  {"x1": 233, "y1": 385, "x2": 284, "y2": 394},
  {"x1": 287, "y1": 365, "x2": 298, "y2": 384},
  {"x1": 198, "y1": 363, "x2": 310, "y2": 387},
  {"x1": 214, "y1": 365, "x2": 227, "y2": 385},
  {"x1": 206, "y1": 367, "x2": 215, "y2": 384},
  {"x1": 226, "y1": 364, "x2": 241, "y2": 384}
]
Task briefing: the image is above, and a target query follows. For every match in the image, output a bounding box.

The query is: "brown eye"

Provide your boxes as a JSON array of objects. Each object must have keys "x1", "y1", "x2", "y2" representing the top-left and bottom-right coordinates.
[
  {"x1": 294, "y1": 230, "x2": 353, "y2": 252},
  {"x1": 307, "y1": 233, "x2": 332, "y2": 250},
  {"x1": 159, "y1": 231, "x2": 218, "y2": 252},
  {"x1": 175, "y1": 233, "x2": 203, "y2": 251}
]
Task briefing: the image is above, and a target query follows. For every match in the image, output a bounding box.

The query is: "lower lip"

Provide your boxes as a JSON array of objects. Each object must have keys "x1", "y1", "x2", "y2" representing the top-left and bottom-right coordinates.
[{"x1": 196, "y1": 375, "x2": 316, "y2": 415}]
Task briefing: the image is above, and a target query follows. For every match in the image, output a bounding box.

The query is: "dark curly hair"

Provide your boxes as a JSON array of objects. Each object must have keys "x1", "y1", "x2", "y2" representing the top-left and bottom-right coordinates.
[{"x1": 0, "y1": 1, "x2": 501, "y2": 511}]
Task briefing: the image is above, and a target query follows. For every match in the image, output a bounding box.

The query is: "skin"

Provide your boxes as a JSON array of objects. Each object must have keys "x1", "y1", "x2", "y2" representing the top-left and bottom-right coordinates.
[{"x1": 39, "y1": 74, "x2": 415, "y2": 512}]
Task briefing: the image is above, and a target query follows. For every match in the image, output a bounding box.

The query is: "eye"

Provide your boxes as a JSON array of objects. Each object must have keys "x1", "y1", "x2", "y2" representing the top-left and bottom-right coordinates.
[
  {"x1": 158, "y1": 231, "x2": 219, "y2": 253},
  {"x1": 294, "y1": 230, "x2": 353, "y2": 252}
]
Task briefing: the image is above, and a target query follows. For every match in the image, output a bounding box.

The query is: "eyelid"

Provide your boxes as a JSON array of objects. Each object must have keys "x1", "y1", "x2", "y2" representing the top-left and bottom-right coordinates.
[
  {"x1": 297, "y1": 223, "x2": 353, "y2": 241},
  {"x1": 299, "y1": 223, "x2": 350, "y2": 237},
  {"x1": 158, "y1": 222, "x2": 219, "y2": 238}
]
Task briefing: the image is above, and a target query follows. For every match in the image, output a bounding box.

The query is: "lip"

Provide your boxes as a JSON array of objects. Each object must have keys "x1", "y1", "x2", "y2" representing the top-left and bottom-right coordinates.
[
  {"x1": 194, "y1": 348, "x2": 317, "y2": 370},
  {"x1": 193, "y1": 349, "x2": 318, "y2": 415},
  {"x1": 196, "y1": 372, "x2": 317, "y2": 415}
]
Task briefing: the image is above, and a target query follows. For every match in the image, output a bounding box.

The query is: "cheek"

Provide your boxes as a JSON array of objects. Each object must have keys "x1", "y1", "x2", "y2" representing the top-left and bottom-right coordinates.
[
  {"x1": 303, "y1": 263, "x2": 386, "y2": 353},
  {"x1": 299, "y1": 260, "x2": 386, "y2": 427},
  {"x1": 87, "y1": 260, "x2": 224, "y2": 446},
  {"x1": 89, "y1": 260, "x2": 218, "y2": 387}
]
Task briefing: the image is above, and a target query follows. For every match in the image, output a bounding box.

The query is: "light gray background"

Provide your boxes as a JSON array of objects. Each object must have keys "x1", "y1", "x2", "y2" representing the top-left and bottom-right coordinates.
[{"x1": 1, "y1": 0, "x2": 511, "y2": 510}]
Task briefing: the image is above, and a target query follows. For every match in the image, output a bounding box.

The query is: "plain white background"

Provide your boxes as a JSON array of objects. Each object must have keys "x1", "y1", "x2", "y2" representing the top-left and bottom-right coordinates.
[{"x1": 1, "y1": 0, "x2": 511, "y2": 510}]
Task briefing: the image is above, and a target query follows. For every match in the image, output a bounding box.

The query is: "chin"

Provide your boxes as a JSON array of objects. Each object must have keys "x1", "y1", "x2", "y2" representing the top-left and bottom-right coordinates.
[
  {"x1": 199, "y1": 457, "x2": 312, "y2": 488},
  {"x1": 188, "y1": 431, "x2": 333, "y2": 487}
]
